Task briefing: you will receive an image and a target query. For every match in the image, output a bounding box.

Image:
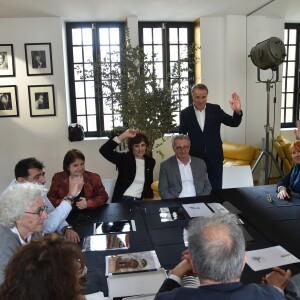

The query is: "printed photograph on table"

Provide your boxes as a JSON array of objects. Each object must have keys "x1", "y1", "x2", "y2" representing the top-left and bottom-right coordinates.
[
  {"x1": 0, "y1": 44, "x2": 15, "y2": 77},
  {"x1": 82, "y1": 233, "x2": 130, "y2": 252},
  {"x1": 94, "y1": 220, "x2": 136, "y2": 234},
  {"x1": 25, "y1": 43, "x2": 53, "y2": 76},
  {"x1": 0, "y1": 85, "x2": 19, "y2": 117},
  {"x1": 28, "y1": 85, "x2": 55, "y2": 117},
  {"x1": 105, "y1": 250, "x2": 161, "y2": 275}
]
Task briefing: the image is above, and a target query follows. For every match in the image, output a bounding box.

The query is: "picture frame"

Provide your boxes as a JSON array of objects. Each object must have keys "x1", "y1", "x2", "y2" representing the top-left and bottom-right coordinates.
[
  {"x1": 25, "y1": 43, "x2": 53, "y2": 76},
  {"x1": 28, "y1": 85, "x2": 56, "y2": 117},
  {"x1": 0, "y1": 85, "x2": 19, "y2": 117},
  {"x1": 0, "y1": 44, "x2": 15, "y2": 77}
]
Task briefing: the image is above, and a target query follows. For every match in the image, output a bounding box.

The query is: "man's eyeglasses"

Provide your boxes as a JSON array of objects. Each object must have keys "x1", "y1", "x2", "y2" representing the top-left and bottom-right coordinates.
[
  {"x1": 175, "y1": 145, "x2": 190, "y2": 151},
  {"x1": 25, "y1": 205, "x2": 47, "y2": 217}
]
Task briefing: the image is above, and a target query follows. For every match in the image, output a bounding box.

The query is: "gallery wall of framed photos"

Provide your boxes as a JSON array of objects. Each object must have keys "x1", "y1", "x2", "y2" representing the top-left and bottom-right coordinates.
[{"x1": 0, "y1": 42, "x2": 55, "y2": 118}]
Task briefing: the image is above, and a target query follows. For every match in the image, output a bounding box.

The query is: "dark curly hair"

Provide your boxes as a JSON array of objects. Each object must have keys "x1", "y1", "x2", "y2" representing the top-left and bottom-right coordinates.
[
  {"x1": 127, "y1": 132, "x2": 149, "y2": 152},
  {"x1": 0, "y1": 234, "x2": 86, "y2": 300}
]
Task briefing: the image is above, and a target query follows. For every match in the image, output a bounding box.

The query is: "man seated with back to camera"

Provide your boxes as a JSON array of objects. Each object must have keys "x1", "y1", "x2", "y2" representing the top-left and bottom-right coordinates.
[
  {"x1": 158, "y1": 134, "x2": 211, "y2": 199},
  {"x1": 154, "y1": 213, "x2": 288, "y2": 300},
  {"x1": 3, "y1": 157, "x2": 80, "y2": 243}
]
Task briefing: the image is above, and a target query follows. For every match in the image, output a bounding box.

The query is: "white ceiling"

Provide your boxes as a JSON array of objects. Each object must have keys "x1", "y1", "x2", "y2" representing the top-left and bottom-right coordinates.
[{"x1": 0, "y1": 0, "x2": 300, "y2": 22}]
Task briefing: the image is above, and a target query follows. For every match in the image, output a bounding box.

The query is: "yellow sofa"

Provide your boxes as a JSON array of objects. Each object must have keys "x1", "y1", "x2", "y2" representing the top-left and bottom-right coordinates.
[
  {"x1": 222, "y1": 141, "x2": 259, "y2": 168},
  {"x1": 273, "y1": 135, "x2": 293, "y2": 174},
  {"x1": 151, "y1": 141, "x2": 259, "y2": 198}
]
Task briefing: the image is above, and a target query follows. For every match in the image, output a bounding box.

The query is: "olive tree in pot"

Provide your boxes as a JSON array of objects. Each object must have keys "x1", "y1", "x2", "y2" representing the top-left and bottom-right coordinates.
[{"x1": 94, "y1": 33, "x2": 196, "y2": 156}]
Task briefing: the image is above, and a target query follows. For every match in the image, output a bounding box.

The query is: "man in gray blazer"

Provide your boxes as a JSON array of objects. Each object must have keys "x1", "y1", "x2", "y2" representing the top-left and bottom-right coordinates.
[{"x1": 158, "y1": 134, "x2": 211, "y2": 199}]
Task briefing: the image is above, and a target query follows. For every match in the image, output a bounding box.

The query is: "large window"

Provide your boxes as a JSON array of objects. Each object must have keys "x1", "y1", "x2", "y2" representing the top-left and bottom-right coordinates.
[
  {"x1": 66, "y1": 22, "x2": 125, "y2": 137},
  {"x1": 66, "y1": 22, "x2": 195, "y2": 136},
  {"x1": 139, "y1": 22, "x2": 194, "y2": 125},
  {"x1": 281, "y1": 24, "x2": 300, "y2": 128}
]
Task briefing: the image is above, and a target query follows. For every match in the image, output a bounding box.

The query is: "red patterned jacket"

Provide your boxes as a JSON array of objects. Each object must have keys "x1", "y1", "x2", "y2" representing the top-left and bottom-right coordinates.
[{"x1": 48, "y1": 170, "x2": 108, "y2": 208}]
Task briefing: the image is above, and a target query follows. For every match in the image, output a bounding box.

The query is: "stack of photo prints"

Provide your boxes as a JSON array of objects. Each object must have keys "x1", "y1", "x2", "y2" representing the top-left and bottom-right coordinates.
[{"x1": 82, "y1": 220, "x2": 136, "y2": 251}]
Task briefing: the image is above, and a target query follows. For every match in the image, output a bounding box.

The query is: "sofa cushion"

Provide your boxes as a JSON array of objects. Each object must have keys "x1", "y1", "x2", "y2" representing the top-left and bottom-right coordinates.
[
  {"x1": 274, "y1": 135, "x2": 293, "y2": 174},
  {"x1": 222, "y1": 142, "x2": 259, "y2": 168}
]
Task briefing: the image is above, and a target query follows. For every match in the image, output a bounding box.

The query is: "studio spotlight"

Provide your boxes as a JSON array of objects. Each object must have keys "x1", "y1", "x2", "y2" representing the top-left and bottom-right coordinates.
[
  {"x1": 250, "y1": 37, "x2": 286, "y2": 185},
  {"x1": 249, "y1": 37, "x2": 286, "y2": 71}
]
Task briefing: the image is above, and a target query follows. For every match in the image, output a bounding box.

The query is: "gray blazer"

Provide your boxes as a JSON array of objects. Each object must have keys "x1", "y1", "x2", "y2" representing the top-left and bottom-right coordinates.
[
  {"x1": 0, "y1": 226, "x2": 22, "y2": 284},
  {"x1": 158, "y1": 155, "x2": 212, "y2": 199},
  {"x1": 0, "y1": 225, "x2": 41, "y2": 284}
]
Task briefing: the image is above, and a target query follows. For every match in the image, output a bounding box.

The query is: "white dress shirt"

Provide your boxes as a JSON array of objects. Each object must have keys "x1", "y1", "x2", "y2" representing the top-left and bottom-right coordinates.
[
  {"x1": 177, "y1": 157, "x2": 196, "y2": 198},
  {"x1": 194, "y1": 104, "x2": 206, "y2": 131}
]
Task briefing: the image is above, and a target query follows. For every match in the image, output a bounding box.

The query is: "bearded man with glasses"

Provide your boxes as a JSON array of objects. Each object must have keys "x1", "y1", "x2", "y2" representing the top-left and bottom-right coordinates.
[{"x1": 158, "y1": 134, "x2": 211, "y2": 199}]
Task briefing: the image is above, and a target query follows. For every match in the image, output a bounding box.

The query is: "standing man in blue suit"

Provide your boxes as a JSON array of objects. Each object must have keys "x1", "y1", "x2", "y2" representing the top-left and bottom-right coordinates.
[{"x1": 179, "y1": 83, "x2": 242, "y2": 190}]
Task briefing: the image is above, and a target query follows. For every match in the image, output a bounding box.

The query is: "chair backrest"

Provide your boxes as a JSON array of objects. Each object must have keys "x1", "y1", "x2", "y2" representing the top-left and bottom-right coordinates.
[
  {"x1": 222, "y1": 166, "x2": 254, "y2": 189},
  {"x1": 102, "y1": 178, "x2": 117, "y2": 203}
]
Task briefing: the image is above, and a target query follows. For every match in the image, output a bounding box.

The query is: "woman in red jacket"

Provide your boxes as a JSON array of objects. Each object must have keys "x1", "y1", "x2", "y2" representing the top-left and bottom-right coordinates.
[{"x1": 48, "y1": 149, "x2": 108, "y2": 209}]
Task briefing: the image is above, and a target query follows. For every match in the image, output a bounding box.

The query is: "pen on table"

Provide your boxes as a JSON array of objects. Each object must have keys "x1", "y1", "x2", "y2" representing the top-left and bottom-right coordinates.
[{"x1": 267, "y1": 195, "x2": 274, "y2": 204}]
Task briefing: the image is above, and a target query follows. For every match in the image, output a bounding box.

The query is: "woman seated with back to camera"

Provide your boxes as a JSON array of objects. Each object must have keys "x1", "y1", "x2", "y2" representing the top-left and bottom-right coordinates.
[
  {"x1": 277, "y1": 122, "x2": 300, "y2": 200},
  {"x1": 99, "y1": 129, "x2": 156, "y2": 203},
  {"x1": 0, "y1": 233, "x2": 87, "y2": 300},
  {"x1": 48, "y1": 149, "x2": 108, "y2": 209}
]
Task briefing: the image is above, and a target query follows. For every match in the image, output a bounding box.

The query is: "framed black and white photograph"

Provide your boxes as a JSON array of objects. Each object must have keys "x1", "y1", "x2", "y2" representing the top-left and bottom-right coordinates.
[
  {"x1": 25, "y1": 43, "x2": 53, "y2": 76},
  {"x1": 0, "y1": 85, "x2": 19, "y2": 117},
  {"x1": 28, "y1": 85, "x2": 55, "y2": 117},
  {"x1": 0, "y1": 44, "x2": 15, "y2": 77}
]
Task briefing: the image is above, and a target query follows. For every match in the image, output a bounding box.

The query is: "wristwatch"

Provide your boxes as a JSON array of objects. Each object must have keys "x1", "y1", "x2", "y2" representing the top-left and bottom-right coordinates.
[
  {"x1": 62, "y1": 225, "x2": 73, "y2": 234},
  {"x1": 64, "y1": 195, "x2": 75, "y2": 205}
]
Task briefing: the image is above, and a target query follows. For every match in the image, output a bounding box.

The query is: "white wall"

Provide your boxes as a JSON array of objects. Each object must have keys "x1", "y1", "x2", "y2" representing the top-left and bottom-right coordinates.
[
  {"x1": 0, "y1": 15, "x2": 287, "y2": 193},
  {"x1": 0, "y1": 18, "x2": 115, "y2": 193},
  {"x1": 246, "y1": 16, "x2": 284, "y2": 147},
  {"x1": 201, "y1": 16, "x2": 247, "y2": 144}
]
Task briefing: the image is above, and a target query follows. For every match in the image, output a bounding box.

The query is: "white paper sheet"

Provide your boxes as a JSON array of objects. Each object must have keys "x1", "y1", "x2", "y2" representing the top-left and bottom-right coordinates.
[
  {"x1": 85, "y1": 291, "x2": 108, "y2": 299},
  {"x1": 247, "y1": 246, "x2": 300, "y2": 271},
  {"x1": 207, "y1": 203, "x2": 229, "y2": 214},
  {"x1": 182, "y1": 203, "x2": 214, "y2": 218}
]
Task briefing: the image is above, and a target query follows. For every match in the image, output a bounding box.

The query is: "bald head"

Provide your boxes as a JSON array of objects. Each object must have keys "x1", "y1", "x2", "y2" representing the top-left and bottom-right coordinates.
[{"x1": 188, "y1": 213, "x2": 246, "y2": 283}]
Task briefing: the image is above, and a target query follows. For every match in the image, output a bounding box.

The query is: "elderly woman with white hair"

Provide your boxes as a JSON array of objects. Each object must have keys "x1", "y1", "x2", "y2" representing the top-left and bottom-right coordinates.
[{"x1": 0, "y1": 182, "x2": 48, "y2": 284}]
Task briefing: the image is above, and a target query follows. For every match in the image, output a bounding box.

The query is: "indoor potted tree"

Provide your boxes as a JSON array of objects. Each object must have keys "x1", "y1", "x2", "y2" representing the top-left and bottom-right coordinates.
[{"x1": 93, "y1": 31, "x2": 198, "y2": 156}]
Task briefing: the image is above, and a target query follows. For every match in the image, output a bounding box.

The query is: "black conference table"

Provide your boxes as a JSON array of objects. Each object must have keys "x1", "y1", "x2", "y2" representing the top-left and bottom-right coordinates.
[{"x1": 67, "y1": 184, "x2": 300, "y2": 297}]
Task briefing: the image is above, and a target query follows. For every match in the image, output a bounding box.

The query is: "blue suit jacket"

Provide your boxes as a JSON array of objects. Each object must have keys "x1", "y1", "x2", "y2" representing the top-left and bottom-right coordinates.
[
  {"x1": 179, "y1": 103, "x2": 243, "y2": 163},
  {"x1": 158, "y1": 155, "x2": 211, "y2": 199},
  {"x1": 154, "y1": 278, "x2": 285, "y2": 300}
]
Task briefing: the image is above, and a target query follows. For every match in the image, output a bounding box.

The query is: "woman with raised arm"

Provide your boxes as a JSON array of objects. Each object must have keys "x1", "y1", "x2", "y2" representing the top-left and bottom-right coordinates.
[{"x1": 100, "y1": 129, "x2": 156, "y2": 203}]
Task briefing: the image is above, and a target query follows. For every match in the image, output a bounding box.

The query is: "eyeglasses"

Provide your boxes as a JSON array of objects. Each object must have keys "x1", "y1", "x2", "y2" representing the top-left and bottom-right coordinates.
[
  {"x1": 25, "y1": 205, "x2": 47, "y2": 217},
  {"x1": 175, "y1": 145, "x2": 190, "y2": 151}
]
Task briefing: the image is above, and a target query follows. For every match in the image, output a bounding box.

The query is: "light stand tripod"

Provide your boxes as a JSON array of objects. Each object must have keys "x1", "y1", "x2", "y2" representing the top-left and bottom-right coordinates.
[{"x1": 251, "y1": 66, "x2": 284, "y2": 184}]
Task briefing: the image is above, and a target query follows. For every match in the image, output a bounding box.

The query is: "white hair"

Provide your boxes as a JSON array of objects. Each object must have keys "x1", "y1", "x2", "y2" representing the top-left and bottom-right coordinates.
[{"x1": 0, "y1": 182, "x2": 46, "y2": 227}]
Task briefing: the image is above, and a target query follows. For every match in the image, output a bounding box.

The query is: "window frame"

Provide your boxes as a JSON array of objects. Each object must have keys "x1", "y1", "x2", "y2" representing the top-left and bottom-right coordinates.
[
  {"x1": 138, "y1": 22, "x2": 195, "y2": 116},
  {"x1": 66, "y1": 22, "x2": 125, "y2": 137},
  {"x1": 281, "y1": 23, "x2": 300, "y2": 128},
  {"x1": 66, "y1": 21, "x2": 195, "y2": 137}
]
